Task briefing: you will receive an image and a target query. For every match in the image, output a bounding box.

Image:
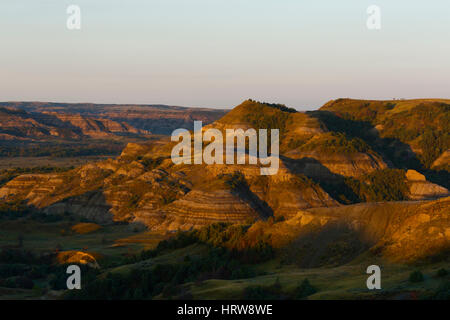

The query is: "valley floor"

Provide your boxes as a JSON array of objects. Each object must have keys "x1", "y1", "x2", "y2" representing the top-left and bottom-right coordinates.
[{"x1": 0, "y1": 217, "x2": 448, "y2": 300}]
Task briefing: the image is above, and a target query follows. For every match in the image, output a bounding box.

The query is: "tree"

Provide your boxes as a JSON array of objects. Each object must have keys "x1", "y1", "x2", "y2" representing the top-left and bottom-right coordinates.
[{"x1": 293, "y1": 279, "x2": 317, "y2": 299}]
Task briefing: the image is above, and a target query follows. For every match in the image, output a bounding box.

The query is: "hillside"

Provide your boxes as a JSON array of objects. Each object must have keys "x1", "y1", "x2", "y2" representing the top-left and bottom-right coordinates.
[
  {"x1": 318, "y1": 98, "x2": 450, "y2": 172},
  {"x1": 248, "y1": 196, "x2": 450, "y2": 266},
  {"x1": 0, "y1": 99, "x2": 448, "y2": 230},
  {"x1": 0, "y1": 145, "x2": 338, "y2": 229},
  {"x1": 208, "y1": 100, "x2": 388, "y2": 178}
]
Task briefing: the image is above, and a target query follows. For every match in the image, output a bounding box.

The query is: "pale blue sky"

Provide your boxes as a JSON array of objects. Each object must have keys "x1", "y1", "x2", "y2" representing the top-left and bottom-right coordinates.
[{"x1": 1, "y1": 0, "x2": 449, "y2": 109}]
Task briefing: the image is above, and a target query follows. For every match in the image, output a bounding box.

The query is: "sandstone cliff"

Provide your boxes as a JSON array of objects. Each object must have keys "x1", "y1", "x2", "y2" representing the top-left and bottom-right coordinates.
[
  {"x1": 406, "y1": 170, "x2": 449, "y2": 200},
  {"x1": 432, "y1": 150, "x2": 450, "y2": 170}
]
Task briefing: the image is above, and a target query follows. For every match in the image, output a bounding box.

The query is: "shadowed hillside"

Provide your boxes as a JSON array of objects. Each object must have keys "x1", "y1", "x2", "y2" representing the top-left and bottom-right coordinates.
[{"x1": 315, "y1": 98, "x2": 450, "y2": 188}]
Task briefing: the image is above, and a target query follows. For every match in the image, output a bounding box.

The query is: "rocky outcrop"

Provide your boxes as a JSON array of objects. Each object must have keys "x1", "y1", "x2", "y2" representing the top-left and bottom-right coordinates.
[
  {"x1": 406, "y1": 170, "x2": 449, "y2": 200},
  {"x1": 146, "y1": 189, "x2": 263, "y2": 231},
  {"x1": 432, "y1": 150, "x2": 450, "y2": 170},
  {"x1": 48, "y1": 113, "x2": 149, "y2": 138},
  {"x1": 408, "y1": 182, "x2": 449, "y2": 200},
  {"x1": 283, "y1": 150, "x2": 387, "y2": 178},
  {"x1": 406, "y1": 169, "x2": 426, "y2": 181},
  {"x1": 56, "y1": 251, "x2": 100, "y2": 268},
  {"x1": 44, "y1": 191, "x2": 114, "y2": 224},
  {"x1": 203, "y1": 163, "x2": 338, "y2": 218},
  {"x1": 0, "y1": 173, "x2": 65, "y2": 206}
]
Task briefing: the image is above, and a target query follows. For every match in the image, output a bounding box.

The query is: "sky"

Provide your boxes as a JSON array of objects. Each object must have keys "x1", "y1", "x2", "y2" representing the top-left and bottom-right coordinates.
[{"x1": 1, "y1": 0, "x2": 450, "y2": 110}]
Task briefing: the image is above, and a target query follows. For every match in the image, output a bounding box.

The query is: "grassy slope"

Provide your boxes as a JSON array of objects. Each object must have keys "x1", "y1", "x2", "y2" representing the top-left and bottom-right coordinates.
[{"x1": 188, "y1": 256, "x2": 449, "y2": 300}]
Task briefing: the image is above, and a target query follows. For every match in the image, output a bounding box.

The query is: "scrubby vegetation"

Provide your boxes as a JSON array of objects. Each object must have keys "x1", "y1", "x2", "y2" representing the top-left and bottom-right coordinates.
[
  {"x1": 319, "y1": 169, "x2": 410, "y2": 204},
  {"x1": 242, "y1": 278, "x2": 284, "y2": 300},
  {"x1": 141, "y1": 157, "x2": 166, "y2": 170},
  {"x1": 292, "y1": 278, "x2": 317, "y2": 299},
  {"x1": 298, "y1": 132, "x2": 371, "y2": 155},
  {"x1": 242, "y1": 278, "x2": 317, "y2": 300},
  {"x1": 65, "y1": 247, "x2": 264, "y2": 300},
  {"x1": 345, "y1": 169, "x2": 410, "y2": 202},
  {"x1": 409, "y1": 271, "x2": 424, "y2": 283},
  {"x1": 137, "y1": 223, "x2": 275, "y2": 264},
  {"x1": 244, "y1": 110, "x2": 291, "y2": 133},
  {"x1": 418, "y1": 128, "x2": 449, "y2": 168},
  {"x1": 431, "y1": 281, "x2": 450, "y2": 300},
  {"x1": 436, "y1": 268, "x2": 448, "y2": 278},
  {"x1": 0, "y1": 248, "x2": 58, "y2": 291},
  {"x1": 246, "y1": 99, "x2": 297, "y2": 113},
  {"x1": 0, "y1": 142, "x2": 125, "y2": 158},
  {"x1": 0, "y1": 200, "x2": 30, "y2": 219},
  {"x1": 221, "y1": 171, "x2": 248, "y2": 191},
  {"x1": 65, "y1": 224, "x2": 275, "y2": 299}
]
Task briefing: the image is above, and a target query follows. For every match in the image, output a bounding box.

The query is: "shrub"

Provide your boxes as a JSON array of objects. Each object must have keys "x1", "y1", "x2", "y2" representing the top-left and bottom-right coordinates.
[
  {"x1": 292, "y1": 278, "x2": 317, "y2": 299},
  {"x1": 0, "y1": 200, "x2": 30, "y2": 218},
  {"x1": 419, "y1": 128, "x2": 449, "y2": 168},
  {"x1": 409, "y1": 271, "x2": 424, "y2": 283},
  {"x1": 141, "y1": 157, "x2": 165, "y2": 170},
  {"x1": 15, "y1": 276, "x2": 34, "y2": 289},
  {"x1": 347, "y1": 169, "x2": 410, "y2": 202},
  {"x1": 298, "y1": 132, "x2": 371, "y2": 155},
  {"x1": 222, "y1": 171, "x2": 248, "y2": 190},
  {"x1": 436, "y1": 268, "x2": 448, "y2": 278},
  {"x1": 242, "y1": 278, "x2": 283, "y2": 300},
  {"x1": 432, "y1": 281, "x2": 450, "y2": 300}
]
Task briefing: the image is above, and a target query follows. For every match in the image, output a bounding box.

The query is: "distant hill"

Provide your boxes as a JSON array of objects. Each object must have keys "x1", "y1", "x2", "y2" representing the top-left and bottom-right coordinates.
[
  {"x1": 0, "y1": 106, "x2": 148, "y2": 140},
  {"x1": 0, "y1": 102, "x2": 227, "y2": 135},
  {"x1": 0, "y1": 101, "x2": 226, "y2": 157}
]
